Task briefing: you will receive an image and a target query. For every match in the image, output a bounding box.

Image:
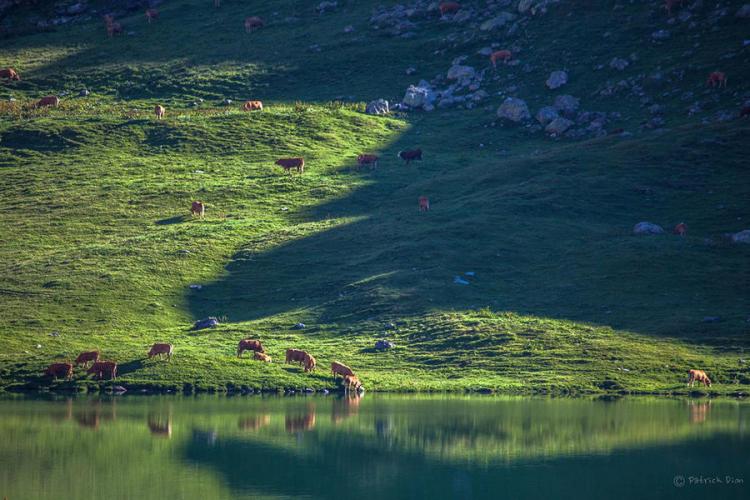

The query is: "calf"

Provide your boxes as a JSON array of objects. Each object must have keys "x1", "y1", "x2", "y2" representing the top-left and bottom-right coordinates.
[
  {"x1": 286, "y1": 348, "x2": 307, "y2": 365},
  {"x1": 35, "y1": 96, "x2": 59, "y2": 108},
  {"x1": 87, "y1": 361, "x2": 117, "y2": 380},
  {"x1": 75, "y1": 351, "x2": 100, "y2": 367},
  {"x1": 687, "y1": 369, "x2": 712, "y2": 387},
  {"x1": 148, "y1": 343, "x2": 173, "y2": 361},
  {"x1": 145, "y1": 8, "x2": 159, "y2": 23},
  {"x1": 357, "y1": 154, "x2": 379, "y2": 169},
  {"x1": 0, "y1": 68, "x2": 20, "y2": 81},
  {"x1": 243, "y1": 100, "x2": 263, "y2": 111},
  {"x1": 244, "y1": 16, "x2": 264, "y2": 32},
  {"x1": 343, "y1": 374, "x2": 362, "y2": 392},
  {"x1": 418, "y1": 196, "x2": 430, "y2": 212},
  {"x1": 490, "y1": 50, "x2": 512, "y2": 67},
  {"x1": 331, "y1": 361, "x2": 355, "y2": 379},
  {"x1": 191, "y1": 201, "x2": 205, "y2": 217},
  {"x1": 706, "y1": 71, "x2": 727, "y2": 88},
  {"x1": 254, "y1": 351, "x2": 272, "y2": 362},
  {"x1": 237, "y1": 339, "x2": 265, "y2": 357},
  {"x1": 398, "y1": 149, "x2": 422, "y2": 165},
  {"x1": 45, "y1": 362, "x2": 73, "y2": 380},
  {"x1": 673, "y1": 223, "x2": 687, "y2": 236},
  {"x1": 439, "y1": 2, "x2": 461, "y2": 15},
  {"x1": 275, "y1": 157, "x2": 305, "y2": 173},
  {"x1": 303, "y1": 353, "x2": 316, "y2": 373},
  {"x1": 155, "y1": 104, "x2": 165, "y2": 119}
]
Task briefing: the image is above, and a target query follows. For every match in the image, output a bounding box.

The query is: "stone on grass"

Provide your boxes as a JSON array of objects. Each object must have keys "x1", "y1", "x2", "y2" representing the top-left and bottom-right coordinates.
[
  {"x1": 536, "y1": 106, "x2": 559, "y2": 125},
  {"x1": 545, "y1": 117, "x2": 574, "y2": 135},
  {"x1": 375, "y1": 340, "x2": 395, "y2": 350},
  {"x1": 546, "y1": 70, "x2": 568, "y2": 90},
  {"x1": 192, "y1": 317, "x2": 220, "y2": 330},
  {"x1": 365, "y1": 99, "x2": 390, "y2": 115},
  {"x1": 633, "y1": 222, "x2": 665, "y2": 235},
  {"x1": 293, "y1": 322, "x2": 306, "y2": 329},
  {"x1": 731, "y1": 230, "x2": 750, "y2": 244},
  {"x1": 496, "y1": 97, "x2": 530, "y2": 122}
]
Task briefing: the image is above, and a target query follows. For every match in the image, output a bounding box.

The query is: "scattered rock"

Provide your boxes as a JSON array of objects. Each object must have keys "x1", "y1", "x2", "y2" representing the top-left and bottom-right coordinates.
[
  {"x1": 405, "y1": 66, "x2": 416, "y2": 75},
  {"x1": 192, "y1": 317, "x2": 220, "y2": 330},
  {"x1": 553, "y1": 94, "x2": 580, "y2": 115},
  {"x1": 536, "y1": 106, "x2": 559, "y2": 125},
  {"x1": 633, "y1": 222, "x2": 665, "y2": 235},
  {"x1": 384, "y1": 322, "x2": 396, "y2": 330},
  {"x1": 292, "y1": 322, "x2": 306, "y2": 330},
  {"x1": 518, "y1": 0, "x2": 533, "y2": 13},
  {"x1": 365, "y1": 98, "x2": 390, "y2": 115},
  {"x1": 112, "y1": 385, "x2": 127, "y2": 393},
  {"x1": 189, "y1": 284, "x2": 203, "y2": 290},
  {"x1": 731, "y1": 230, "x2": 750, "y2": 244},
  {"x1": 66, "y1": 2, "x2": 87, "y2": 15},
  {"x1": 223, "y1": 99, "x2": 232, "y2": 106},
  {"x1": 496, "y1": 97, "x2": 531, "y2": 122},
  {"x1": 480, "y1": 12, "x2": 516, "y2": 31},
  {"x1": 651, "y1": 29, "x2": 670, "y2": 41},
  {"x1": 454, "y1": 276, "x2": 470, "y2": 285},
  {"x1": 402, "y1": 85, "x2": 434, "y2": 109},
  {"x1": 446, "y1": 64, "x2": 476, "y2": 83},
  {"x1": 375, "y1": 340, "x2": 395, "y2": 350},
  {"x1": 546, "y1": 70, "x2": 568, "y2": 90},
  {"x1": 78, "y1": 89, "x2": 90, "y2": 97},
  {"x1": 736, "y1": 4, "x2": 750, "y2": 18},
  {"x1": 545, "y1": 116, "x2": 574, "y2": 135},
  {"x1": 343, "y1": 25, "x2": 354, "y2": 33},
  {"x1": 702, "y1": 316, "x2": 722, "y2": 323},
  {"x1": 610, "y1": 57, "x2": 629, "y2": 71},
  {"x1": 316, "y1": 1, "x2": 337, "y2": 14}
]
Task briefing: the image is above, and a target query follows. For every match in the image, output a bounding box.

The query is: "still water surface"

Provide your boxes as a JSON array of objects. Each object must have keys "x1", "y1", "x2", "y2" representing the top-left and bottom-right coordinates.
[{"x1": 0, "y1": 395, "x2": 747, "y2": 499}]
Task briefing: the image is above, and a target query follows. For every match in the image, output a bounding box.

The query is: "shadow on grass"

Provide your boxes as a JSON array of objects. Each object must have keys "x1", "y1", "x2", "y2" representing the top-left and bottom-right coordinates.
[{"x1": 155, "y1": 215, "x2": 188, "y2": 226}]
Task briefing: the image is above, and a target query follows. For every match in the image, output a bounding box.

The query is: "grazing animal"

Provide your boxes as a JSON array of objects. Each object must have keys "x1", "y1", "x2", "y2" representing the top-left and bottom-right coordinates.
[
  {"x1": 439, "y1": 2, "x2": 461, "y2": 15},
  {"x1": 75, "y1": 351, "x2": 100, "y2": 367},
  {"x1": 663, "y1": 0, "x2": 684, "y2": 16},
  {"x1": 145, "y1": 8, "x2": 159, "y2": 23},
  {"x1": 0, "y1": 68, "x2": 20, "y2": 81},
  {"x1": 303, "y1": 353, "x2": 316, "y2": 373},
  {"x1": 673, "y1": 223, "x2": 687, "y2": 236},
  {"x1": 286, "y1": 349, "x2": 307, "y2": 365},
  {"x1": 739, "y1": 106, "x2": 750, "y2": 118},
  {"x1": 275, "y1": 157, "x2": 305, "y2": 173},
  {"x1": 103, "y1": 15, "x2": 122, "y2": 37},
  {"x1": 237, "y1": 339, "x2": 265, "y2": 357},
  {"x1": 331, "y1": 361, "x2": 355, "y2": 379},
  {"x1": 148, "y1": 343, "x2": 173, "y2": 361},
  {"x1": 418, "y1": 196, "x2": 430, "y2": 212},
  {"x1": 155, "y1": 104, "x2": 165, "y2": 119},
  {"x1": 244, "y1": 16, "x2": 264, "y2": 32},
  {"x1": 490, "y1": 50, "x2": 512, "y2": 67},
  {"x1": 706, "y1": 71, "x2": 727, "y2": 88},
  {"x1": 343, "y1": 374, "x2": 362, "y2": 392},
  {"x1": 35, "y1": 96, "x2": 59, "y2": 108},
  {"x1": 254, "y1": 351, "x2": 272, "y2": 362},
  {"x1": 243, "y1": 100, "x2": 263, "y2": 111},
  {"x1": 398, "y1": 149, "x2": 422, "y2": 165},
  {"x1": 87, "y1": 361, "x2": 117, "y2": 380},
  {"x1": 191, "y1": 201, "x2": 205, "y2": 217},
  {"x1": 357, "y1": 154, "x2": 379, "y2": 169},
  {"x1": 45, "y1": 363, "x2": 73, "y2": 380},
  {"x1": 687, "y1": 369, "x2": 712, "y2": 387}
]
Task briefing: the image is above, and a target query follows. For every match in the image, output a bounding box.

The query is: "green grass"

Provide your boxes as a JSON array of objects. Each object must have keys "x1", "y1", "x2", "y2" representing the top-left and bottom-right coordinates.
[{"x1": 0, "y1": 0, "x2": 749, "y2": 395}]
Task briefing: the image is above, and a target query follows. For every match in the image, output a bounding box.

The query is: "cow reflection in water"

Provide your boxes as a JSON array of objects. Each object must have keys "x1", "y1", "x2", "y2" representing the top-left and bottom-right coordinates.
[
  {"x1": 331, "y1": 394, "x2": 362, "y2": 425},
  {"x1": 688, "y1": 401, "x2": 711, "y2": 424},
  {"x1": 147, "y1": 414, "x2": 173, "y2": 437},
  {"x1": 75, "y1": 401, "x2": 117, "y2": 430},
  {"x1": 285, "y1": 406, "x2": 316, "y2": 433},
  {"x1": 238, "y1": 414, "x2": 271, "y2": 431}
]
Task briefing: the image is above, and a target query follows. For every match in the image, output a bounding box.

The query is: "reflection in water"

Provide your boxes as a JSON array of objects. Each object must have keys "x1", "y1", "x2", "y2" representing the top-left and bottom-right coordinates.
[{"x1": 0, "y1": 396, "x2": 747, "y2": 500}]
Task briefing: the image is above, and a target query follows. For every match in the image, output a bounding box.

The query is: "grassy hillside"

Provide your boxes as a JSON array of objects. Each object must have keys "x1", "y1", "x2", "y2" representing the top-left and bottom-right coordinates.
[{"x1": 0, "y1": 0, "x2": 749, "y2": 395}]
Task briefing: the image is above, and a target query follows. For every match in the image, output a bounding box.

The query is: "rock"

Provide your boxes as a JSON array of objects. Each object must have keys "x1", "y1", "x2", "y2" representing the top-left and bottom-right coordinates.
[
  {"x1": 343, "y1": 25, "x2": 354, "y2": 33},
  {"x1": 480, "y1": 12, "x2": 515, "y2": 31},
  {"x1": 652, "y1": 29, "x2": 670, "y2": 41},
  {"x1": 384, "y1": 322, "x2": 396, "y2": 330},
  {"x1": 633, "y1": 222, "x2": 665, "y2": 235},
  {"x1": 446, "y1": 64, "x2": 476, "y2": 82},
  {"x1": 405, "y1": 66, "x2": 416, "y2": 75},
  {"x1": 223, "y1": 99, "x2": 232, "y2": 106},
  {"x1": 375, "y1": 340, "x2": 395, "y2": 350},
  {"x1": 189, "y1": 284, "x2": 203, "y2": 290},
  {"x1": 79, "y1": 89, "x2": 90, "y2": 97},
  {"x1": 292, "y1": 322, "x2": 306, "y2": 329},
  {"x1": 192, "y1": 317, "x2": 220, "y2": 330},
  {"x1": 518, "y1": 0, "x2": 533, "y2": 13},
  {"x1": 731, "y1": 230, "x2": 750, "y2": 244},
  {"x1": 736, "y1": 4, "x2": 750, "y2": 18},
  {"x1": 496, "y1": 97, "x2": 530, "y2": 122},
  {"x1": 545, "y1": 70, "x2": 568, "y2": 90},
  {"x1": 454, "y1": 276, "x2": 470, "y2": 285},
  {"x1": 553, "y1": 94, "x2": 580, "y2": 114},
  {"x1": 478, "y1": 46, "x2": 493, "y2": 56},
  {"x1": 316, "y1": 1, "x2": 337, "y2": 13},
  {"x1": 610, "y1": 57, "x2": 629, "y2": 71},
  {"x1": 365, "y1": 98, "x2": 390, "y2": 115},
  {"x1": 66, "y1": 2, "x2": 87, "y2": 15},
  {"x1": 112, "y1": 385, "x2": 127, "y2": 393},
  {"x1": 535, "y1": 106, "x2": 559, "y2": 125},
  {"x1": 702, "y1": 316, "x2": 722, "y2": 323},
  {"x1": 402, "y1": 85, "x2": 434, "y2": 108},
  {"x1": 545, "y1": 117, "x2": 574, "y2": 135}
]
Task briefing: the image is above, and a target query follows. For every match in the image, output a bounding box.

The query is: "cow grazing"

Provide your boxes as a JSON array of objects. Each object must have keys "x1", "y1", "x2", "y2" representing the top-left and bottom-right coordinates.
[
  {"x1": 35, "y1": 96, "x2": 59, "y2": 108},
  {"x1": 418, "y1": 196, "x2": 430, "y2": 212},
  {"x1": 357, "y1": 154, "x2": 379, "y2": 169},
  {"x1": 87, "y1": 361, "x2": 117, "y2": 380},
  {"x1": 343, "y1": 374, "x2": 362, "y2": 392},
  {"x1": 243, "y1": 100, "x2": 263, "y2": 111},
  {"x1": 303, "y1": 353, "x2": 316, "y2": 373},
  {"x1": 331, "y1": 361, "x2": 355, "y2": 379},
  {"x1": 0, "y1": 68, "x2": 20, "y2": 81},
  {"x1": 663, "y1": 0, "x2": 684, "y2": 16},
  {"x1": 244, "y1": 16, "x2": 264, "y2": 32},
  {"x1": 103, "y1": 15, "x2": 122, "y2": 37},
  {"x1": 398, "y1": 149, "x2": 422, "y2": 165},
  {"x1": 75, "y1": 351, "x2": 100, "y2": 367},
  {"x1": 148, "y1": 343, "x2": 173, "y2": 361},
  {"x1": 275, "y1": 157, "x2": 305, "y2": 173},
  {"x1": 191, "y1": 201, "x2": 205, "y2": 217},
  {"x1": 45, "y1": 363, "x2": 73, "y2": 380},
  {"x1": 490, "y1": 50, "x2": 512, "y2": 67},
  {"x1": 687, "y1": 369, "x2": 711, "y2": 387},
  {"x1": 237, "y1": 339, "x2": 264, "y2": 357},
  {"x1": 439, "y1": 2, "x2": 461, "y2": 16},
  {"x1": 286, "y1": 348, "x2": 307, "y2": 365},
  {"x1": 155, "y1": 104, "x2": 165, "y2": 119},
  {"x1": 706, "y1": 71, "x2": 727, "y2": 88},
  {"x1": 145, "y1": 8, "x2": 159, "y2": 23},
  {"x1": 673, "y1": 223, "x2": 687, "y2": 236},
  {"x1": 254, "y1": 351, "x2": 272, "y2": 362}
]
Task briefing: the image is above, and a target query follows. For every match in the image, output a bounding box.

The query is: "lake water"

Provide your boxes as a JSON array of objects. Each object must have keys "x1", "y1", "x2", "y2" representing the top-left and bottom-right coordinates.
[{"x1": 0, "y1": 395, "x2": 747, "y2": 500}]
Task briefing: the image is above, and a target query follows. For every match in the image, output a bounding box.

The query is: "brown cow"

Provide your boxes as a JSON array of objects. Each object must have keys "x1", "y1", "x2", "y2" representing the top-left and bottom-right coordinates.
[
  {"x1": 331, "y1": 361, "x2": 354, "y2": 379},
  {"x1": 75, "y1": 351, "x2": 100, "y2": 367},
  {"x1": 237, "y1": 339, "x2": 264, "y2": 357},
  {"x1": 418, "y1": 196, "x2": 430, "y2": 212},
  {"x1": 35, "y1": 96, "x2": 59, "y2": 108},
  {"x1": 145, "y1": 8, "x2": 159, "y2": 23},
  {"x1": 398, "y1": 149, "x2": 422, "y2": 164},
  {"x1": 673, "y1": 223, "x2": 687, "y2": 236},
  {"x1": 87, "y1": 361, "x2": 117, "y2": 380},
  {"x1": 104, "y1": 15, "x2": 123, "y2": 37},
  {"x1": 687, "y1": 369, "x2": 712, "y2": 387},
  {"x1": 286, "y1": 348, "x2": 307, "y2": 365},
  {"x1": 191, "y1": 201, "x2": 205, "y2": 217},
  {"x1": 243, "y1": 100, "x2": 263, "y2": 111},
  {"x1": 45, "y1": 362, "x2": 73, "y2": 380},
  {"x1": 154, "y1": 104, "x2": 165, "y2": 119},
  {"x1": 275, "y1": 157, "x2": 305, "y2": 173},
  {"x1": 439, "y1": 2, "x2": 460, "y2": 16},
  {"x1": 0, "y1": 68, "x2": 20, "y2": 81},
  {"x1": 490, "y1": 50, "x2": 512, "y2": 67},
  {"x1": 148, "y1": 343, "x2": 173, "y2": 360},
  {"x1": 254, "y1": 351, "x2": 272, "y2": 362},
  {"x1": 343, "y1": 374, "x2": 362, "y2": 392},
  {"x1": 357, "y1": 154, "x2": 379, "y2": 169},
  {"x1": 303, "y1": 353, "x2": 316, "y2": 373},
  {"x1": 706, "y1": 71, "x2": 727, "y2": 88},
  {"x1": 244, "y1": 16, "x2": 264, "y2": 32}
]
